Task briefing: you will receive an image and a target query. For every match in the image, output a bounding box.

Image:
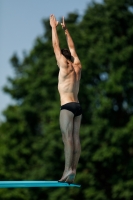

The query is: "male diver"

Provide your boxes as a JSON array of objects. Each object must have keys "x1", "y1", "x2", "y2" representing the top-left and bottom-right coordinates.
[{"x1": 50, "y1": 14, "x2": 82, "y2": 183}]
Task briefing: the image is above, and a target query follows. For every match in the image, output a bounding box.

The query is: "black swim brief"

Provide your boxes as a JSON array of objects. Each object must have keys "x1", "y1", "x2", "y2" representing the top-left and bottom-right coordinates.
[{"x1": 60, "y1": 102, "x2": 82, "y2": 117}]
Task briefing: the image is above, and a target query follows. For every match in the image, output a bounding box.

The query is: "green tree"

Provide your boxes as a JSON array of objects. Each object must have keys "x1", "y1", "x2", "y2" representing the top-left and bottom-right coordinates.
[{"x1": 0, "y1": 0, "x2": 133, "y2": 199}]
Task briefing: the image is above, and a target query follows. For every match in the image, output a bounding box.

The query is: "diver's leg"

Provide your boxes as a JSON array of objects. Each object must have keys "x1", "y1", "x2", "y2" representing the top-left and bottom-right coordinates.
[
  {"x1": 59, "y1": 109, "x2": 74, "y2": 182},
  {"x1": 65, "y1": 114, "x2": 82, "y2": 183}
]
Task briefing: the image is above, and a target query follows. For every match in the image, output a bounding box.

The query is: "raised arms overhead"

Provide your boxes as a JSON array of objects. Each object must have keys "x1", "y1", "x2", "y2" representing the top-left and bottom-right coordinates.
[
  {"x1": 50, "y1": 15, "x2": 81, "y2": 66},
  {"x1": 61, "y1": 17, "x2": 80, "y2": 64}
]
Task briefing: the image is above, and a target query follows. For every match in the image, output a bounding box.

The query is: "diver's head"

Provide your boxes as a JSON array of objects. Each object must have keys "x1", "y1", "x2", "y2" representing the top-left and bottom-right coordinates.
[{"x1": 61, "y1": 49, "x2": 71, "y2": 60}]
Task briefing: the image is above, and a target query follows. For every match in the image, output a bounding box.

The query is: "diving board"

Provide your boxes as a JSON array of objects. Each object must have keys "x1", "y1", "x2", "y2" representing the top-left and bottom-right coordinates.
[{"x1": 0, "y1": 181, "x2": 81, "y2": 188}]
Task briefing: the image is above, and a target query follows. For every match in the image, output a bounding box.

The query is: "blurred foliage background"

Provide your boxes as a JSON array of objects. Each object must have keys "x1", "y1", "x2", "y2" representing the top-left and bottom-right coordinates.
[{"x1": 0, "y1": 0, "x2": 133, "y2": 199}]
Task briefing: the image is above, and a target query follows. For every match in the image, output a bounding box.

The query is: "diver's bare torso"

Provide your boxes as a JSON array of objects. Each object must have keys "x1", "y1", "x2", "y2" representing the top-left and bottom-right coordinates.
[{"x1": 58, "y1": 56, "x2": 81, "y2": 105}]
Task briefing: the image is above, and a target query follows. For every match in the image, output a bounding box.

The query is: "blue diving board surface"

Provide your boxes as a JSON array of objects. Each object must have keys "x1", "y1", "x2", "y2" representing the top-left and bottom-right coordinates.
[{"x1": 0, "y1": 181, "x2": 81, "y2": 188}]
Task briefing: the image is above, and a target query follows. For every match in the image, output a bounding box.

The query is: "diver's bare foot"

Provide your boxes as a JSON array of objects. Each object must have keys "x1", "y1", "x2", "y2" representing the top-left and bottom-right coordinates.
[
  {"x1": 65, "y1": 173, "x2": 76, "y2": 184},
  {"x1": 58, "y1": 170, "x2": 73, "y2": 182}
]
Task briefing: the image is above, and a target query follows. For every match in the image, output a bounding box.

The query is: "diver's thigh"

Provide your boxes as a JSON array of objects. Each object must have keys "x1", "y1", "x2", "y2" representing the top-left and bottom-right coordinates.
[
  {"x1": 73, "y1": 115, "x2": 82, "y2": 136},
  {"x1": 59, "y1": 109, "x2": 74, "y2": 133}
]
